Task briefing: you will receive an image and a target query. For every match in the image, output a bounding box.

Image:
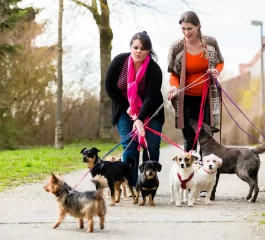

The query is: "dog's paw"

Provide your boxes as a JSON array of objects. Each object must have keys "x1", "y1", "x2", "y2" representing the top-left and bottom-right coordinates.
[
  {"x1": 170, "y1": 199, "x2": 175, "y2": 203},
  {"x1": 246, "y1": 195, "x2": 252, "y2": 201},
  {"x1": 188, "y1": 202, "x2": 194, "y2": 207},
  {"x1": 79, "y1": 220, "x2": 84, "y2": 229},
  {"x1": 139, "y1": 200, "x2": 146, "y2": 206},
  {"x1": 110, "y1": 202, "x2": 115, "y2": 206},
  {"x1": 53, "y1": 222, "x2": 60, "y2": 229},
  {"x1": 206, "y1": 201, "x2": 214, "y2": 205},
  {"x1": 175, "y1": 203, "x2": 181, "y2": 207},
  {"x1": 149, "y1": 200, "x2": 155, "y2": 206},
  {"x1": 115, "y1": 199, "x2": 120, "y2": 203}
]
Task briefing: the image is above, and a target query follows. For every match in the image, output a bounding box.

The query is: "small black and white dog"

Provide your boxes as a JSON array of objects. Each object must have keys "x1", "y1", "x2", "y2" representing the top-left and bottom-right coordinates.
[
  {"x1": 135, "y1": 160, "x2": 162, "y2": 206},
  {"x1": 80, "y1": 147, "x2": 137, "y2": 206}
]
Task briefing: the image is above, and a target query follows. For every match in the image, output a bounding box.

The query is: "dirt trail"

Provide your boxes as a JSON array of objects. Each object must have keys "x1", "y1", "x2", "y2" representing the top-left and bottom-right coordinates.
[{"x1": 0, "y1": 145, "x2": 265, "y2": 240}]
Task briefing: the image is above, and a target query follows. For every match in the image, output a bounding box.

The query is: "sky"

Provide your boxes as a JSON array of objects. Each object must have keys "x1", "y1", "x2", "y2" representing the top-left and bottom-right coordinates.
[{"x1": 20, "y1": 0, "x2": 265, "y2": 92}]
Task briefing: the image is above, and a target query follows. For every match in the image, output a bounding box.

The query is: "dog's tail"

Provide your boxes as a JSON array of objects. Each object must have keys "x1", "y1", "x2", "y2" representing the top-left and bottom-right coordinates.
[
  {"x1": 91, "y1": 175, "x2": 108, "y2": 197},
  {"x1": 253, "y1": 145, "x2": 265, "y2": 155},
  {"x1": 126, "y1": 157, "x2": 136, "y2": 171}
]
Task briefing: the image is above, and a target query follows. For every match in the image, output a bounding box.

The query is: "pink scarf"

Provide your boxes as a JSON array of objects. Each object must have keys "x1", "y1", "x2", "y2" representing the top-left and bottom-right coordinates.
[{"x1": 127, "y1": 54, "x2": 150, "y2": 149}]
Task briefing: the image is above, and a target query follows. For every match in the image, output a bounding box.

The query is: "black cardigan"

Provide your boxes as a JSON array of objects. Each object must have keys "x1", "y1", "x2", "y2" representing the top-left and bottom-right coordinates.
[{"x1": 105, "y1": 52, "x2": 165, "y2": 126}]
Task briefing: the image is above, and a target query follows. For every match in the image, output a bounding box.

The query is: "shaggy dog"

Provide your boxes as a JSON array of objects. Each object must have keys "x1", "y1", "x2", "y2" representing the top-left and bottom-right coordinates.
[{"x1": 43, "y1": 173, "x2": 108, "y2": 233}]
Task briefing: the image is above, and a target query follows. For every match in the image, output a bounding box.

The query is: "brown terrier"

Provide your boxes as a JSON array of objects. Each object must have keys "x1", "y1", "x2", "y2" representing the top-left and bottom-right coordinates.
[{"x1": 43, "y1": 173, "x2": 108, "y2": 233}]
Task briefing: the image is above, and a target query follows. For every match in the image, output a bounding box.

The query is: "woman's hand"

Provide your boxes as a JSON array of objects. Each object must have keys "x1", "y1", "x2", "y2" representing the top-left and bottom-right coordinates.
[
  {"x1": 133, "y1": 119, "x2": 145, "y2": 137},
  {"x1": 207, "y1": 68, "x2": 219, "y2": 78},
  {"x1": 167, "y1": 86, "x2": 179, "y2": 100},
  {"x1": 127, "y1": 107, "x2": 138, "y2": 120}
]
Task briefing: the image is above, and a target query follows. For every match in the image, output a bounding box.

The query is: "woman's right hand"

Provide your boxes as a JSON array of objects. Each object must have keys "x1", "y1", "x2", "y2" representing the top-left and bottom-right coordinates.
[{"x1": 167, "y1": 86, "x2": 179, "y2": 100}]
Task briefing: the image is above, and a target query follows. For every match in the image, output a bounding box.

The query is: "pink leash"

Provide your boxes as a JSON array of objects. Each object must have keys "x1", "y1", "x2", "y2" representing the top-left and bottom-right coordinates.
[{"x1": 191, "y1": 78, "x2": 210, "y2": 152}]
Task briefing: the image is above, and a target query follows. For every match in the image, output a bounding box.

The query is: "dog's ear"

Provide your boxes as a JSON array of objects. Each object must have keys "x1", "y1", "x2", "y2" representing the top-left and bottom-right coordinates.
[
  {"x1": 202, "y1": 156, "x2": 209, "y2": 164},
  {"x1": 92, "y1": 147, "x2": 100, "y2": 153},
  {"x1": 156, "y1": 162, "x2": 162, "y2": 172},
  {"x1": 210, "y1": 126, "x2": 220, "y2": 133},
  {"x1": 191, "y1": 155, "x2": 199, "y2": 162},
  {"x1": 139, "y1": 163, "x2": 145, "y2": 173},
  {"x1": 51, "y1": 172, "x2": 59, "y2": 183},
  {"x1": 216, "y1": 156, "x2": 223, "y2": 168},
  {"x1": 80, "y1": 148, "x2": 87, "y2": 154},
  {"x1": 172, "y1": 156, "x2": 178, "y2": 162}
]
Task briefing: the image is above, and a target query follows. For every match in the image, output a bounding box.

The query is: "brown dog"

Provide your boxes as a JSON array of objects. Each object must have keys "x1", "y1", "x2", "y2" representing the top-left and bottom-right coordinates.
[{"x1": 43, "y1": 173, "x2": 108, "y2": 232}]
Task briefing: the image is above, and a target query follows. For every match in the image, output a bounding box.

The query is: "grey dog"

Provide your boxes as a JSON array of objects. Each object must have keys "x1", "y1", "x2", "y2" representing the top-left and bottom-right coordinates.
[{"x1": 189, "y1": 119, "x2": 265, "y2": 203}]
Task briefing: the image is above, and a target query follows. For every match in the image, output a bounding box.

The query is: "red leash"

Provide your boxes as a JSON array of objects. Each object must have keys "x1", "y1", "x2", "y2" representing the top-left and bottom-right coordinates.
[
  {"x1": 145, "y1": 126, "x2": 184, "y2": 151},
  {"x1": 191, "y1": 79, "x2": 210, "y2": 151}
]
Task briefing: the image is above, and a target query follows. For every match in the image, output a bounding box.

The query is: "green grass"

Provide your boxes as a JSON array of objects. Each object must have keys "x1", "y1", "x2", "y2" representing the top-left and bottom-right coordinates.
[{"x1": 0, "y1": 141, "x2": 123, "y2": 192}]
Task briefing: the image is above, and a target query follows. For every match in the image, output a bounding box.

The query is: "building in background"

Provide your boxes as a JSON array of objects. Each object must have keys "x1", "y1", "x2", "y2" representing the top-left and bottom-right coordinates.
[{"x1": 220, "y1": 37, "x2": 265, "y2": 145}]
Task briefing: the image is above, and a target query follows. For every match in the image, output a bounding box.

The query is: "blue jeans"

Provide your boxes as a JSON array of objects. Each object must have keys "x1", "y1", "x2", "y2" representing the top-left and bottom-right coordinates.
[{"x1": 117, "y1": 112, "x2": 162, "y2": 186}]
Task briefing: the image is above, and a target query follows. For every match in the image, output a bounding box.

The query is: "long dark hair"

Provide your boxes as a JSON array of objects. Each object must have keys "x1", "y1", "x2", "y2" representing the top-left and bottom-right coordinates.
[
  {"x1": 179, "y1": 11, "x2": 208, "y2": 59},
  {"x1": 130, "y1": 31, "x2": 158, "y2": 61}
]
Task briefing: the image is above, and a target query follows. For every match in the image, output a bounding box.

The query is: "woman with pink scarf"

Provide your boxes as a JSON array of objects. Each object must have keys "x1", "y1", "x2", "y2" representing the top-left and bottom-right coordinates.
[{"x1": 105, "y1": 31, "x2": 165, "y2": 188}]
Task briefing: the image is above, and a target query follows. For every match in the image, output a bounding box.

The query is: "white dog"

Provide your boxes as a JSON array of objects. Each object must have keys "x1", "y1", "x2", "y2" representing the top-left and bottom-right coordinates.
[
  {"x1": 169, "y1": 152, "x2": 198, "y2": 207},
  {"x1": 194, "y1": 154, "x2": 223, "y2": 204}
]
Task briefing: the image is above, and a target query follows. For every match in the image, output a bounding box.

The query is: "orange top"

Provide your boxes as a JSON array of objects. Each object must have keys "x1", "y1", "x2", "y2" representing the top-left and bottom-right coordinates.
[{"x1": 169, "y1": 52, "x2": 224, "y2": 96}]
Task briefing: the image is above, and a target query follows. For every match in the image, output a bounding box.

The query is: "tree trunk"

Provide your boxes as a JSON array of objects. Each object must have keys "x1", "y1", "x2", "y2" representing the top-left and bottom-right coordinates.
[
  {"x1": 55, "y1": 0, "x2": 64, "y2": 149},
  {"x1": 98, "y1": 0, "x2": 113, "y2": 140}
]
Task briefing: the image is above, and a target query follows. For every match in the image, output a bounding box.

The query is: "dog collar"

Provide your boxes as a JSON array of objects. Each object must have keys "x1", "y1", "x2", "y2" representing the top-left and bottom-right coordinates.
[
  {"x1": 200, "y1": 138, "x2": 215, "y2": 146},
  {"x1": 203, "y1": 169, "x2": 217, "y2": 174},
  {"x1": 177, "y1": 172, "x2": 194, "y2": 189}
]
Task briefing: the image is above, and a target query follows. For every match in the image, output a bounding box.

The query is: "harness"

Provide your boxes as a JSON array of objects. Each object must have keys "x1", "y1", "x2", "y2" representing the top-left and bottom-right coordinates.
[{"x1": 177, "y1": 172, "x2": 194, "y2": 189}]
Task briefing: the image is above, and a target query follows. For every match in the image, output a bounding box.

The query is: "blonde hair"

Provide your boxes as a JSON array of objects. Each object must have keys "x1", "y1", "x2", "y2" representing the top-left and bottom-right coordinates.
[{"x1": 179, "y1": 11, "x2": 208, "y2": 59}]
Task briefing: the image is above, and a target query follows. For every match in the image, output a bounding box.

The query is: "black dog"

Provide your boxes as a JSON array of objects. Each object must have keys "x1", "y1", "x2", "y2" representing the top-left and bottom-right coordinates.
[
  {"x1": 135, "y1": 161, "x2": 162, "y2": 206},
  {"x1": 189, "y1": 119, "x2": 265, "y2": 202},
  {"x1": 80, "y1": 147, "x2": 137, "y2": 206}
]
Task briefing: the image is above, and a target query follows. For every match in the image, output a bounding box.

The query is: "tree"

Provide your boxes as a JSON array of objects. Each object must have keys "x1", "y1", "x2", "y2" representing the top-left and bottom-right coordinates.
[
  {"x1": 0, "y1": 8, "x2": 57, "y2": 149},
  {"x1": 55, "y1": 0, "x2": 64, "y2": 149},
  {"x1": 73, "y1": 0, "x2": 113, "y2": 140},
  {"x1": 0, "y1": 0, "x2": 29, "y2": 58}
]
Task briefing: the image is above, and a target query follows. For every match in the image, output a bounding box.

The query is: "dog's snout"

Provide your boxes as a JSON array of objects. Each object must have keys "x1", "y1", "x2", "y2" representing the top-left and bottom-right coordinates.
[
  {"x1": 180, "y1": 163, "x2": 185, "y2": 168},
  {"x1": 209, "y1": 165, "x2": 212, "y2": 169}
]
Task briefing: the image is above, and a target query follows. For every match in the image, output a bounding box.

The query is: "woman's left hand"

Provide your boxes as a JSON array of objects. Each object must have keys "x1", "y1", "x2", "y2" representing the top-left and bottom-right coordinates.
[
  {"x1": 133, "y1": 119, "x2": 145, "y2": 137},
  {"x1": 207, "y1": 68, "x2": 219, "y2": 78}
]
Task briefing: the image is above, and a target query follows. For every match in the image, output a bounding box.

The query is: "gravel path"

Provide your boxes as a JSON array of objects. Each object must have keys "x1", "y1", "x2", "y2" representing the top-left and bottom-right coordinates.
[{"x1": 0, "y1": 145, "x2": 265, "y2": 240}]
